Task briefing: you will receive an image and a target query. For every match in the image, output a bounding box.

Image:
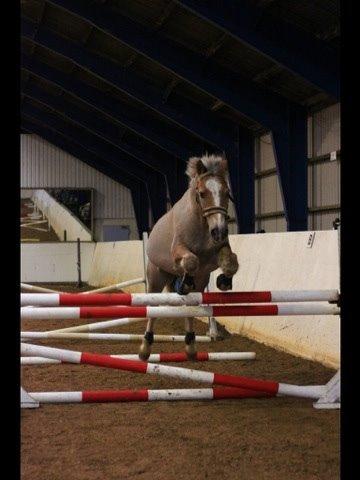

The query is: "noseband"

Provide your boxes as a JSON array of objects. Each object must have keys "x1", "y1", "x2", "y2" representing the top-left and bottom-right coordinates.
[
  {"x1": 202, "y1": 205, "x2": 229, "y2": 219},
  {"x1": 195, "y1": 172, "x2": 234, "y2": 220}
]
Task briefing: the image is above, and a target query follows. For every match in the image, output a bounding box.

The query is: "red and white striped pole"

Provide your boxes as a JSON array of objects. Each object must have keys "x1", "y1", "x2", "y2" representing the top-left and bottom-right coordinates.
[
  {"x1": 21, "y1": 351, "x2": 256, "y2": 365},
  {"x1": 21, "y1": 303, "x2": 340, "y2": 321},
  {"x1": 21, "y1": 289, "x2": 339, "y2": 307},
  {"x1": 20, "y1": 343, "x2": 325, "y2": 399},
  {"x1": 27, "y1": 387, "x2": 269, "y2": 404}
]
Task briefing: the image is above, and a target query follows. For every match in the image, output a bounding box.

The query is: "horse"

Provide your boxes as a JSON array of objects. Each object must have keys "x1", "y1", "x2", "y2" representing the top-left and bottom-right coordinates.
[{"x1": 138, "y1": 154, "x2": 239, "y2": 360}]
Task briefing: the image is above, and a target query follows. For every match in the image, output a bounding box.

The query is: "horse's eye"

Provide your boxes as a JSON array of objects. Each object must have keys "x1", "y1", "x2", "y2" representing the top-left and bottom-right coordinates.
[{"x1": 199, "y1": 191, "x2": 205, "y2": 198}]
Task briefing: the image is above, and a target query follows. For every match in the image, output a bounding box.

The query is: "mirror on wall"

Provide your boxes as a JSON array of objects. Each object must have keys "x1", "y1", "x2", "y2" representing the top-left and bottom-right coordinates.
[{"x1": 21, "y1": 188, "x2": 94, "y2": 242}]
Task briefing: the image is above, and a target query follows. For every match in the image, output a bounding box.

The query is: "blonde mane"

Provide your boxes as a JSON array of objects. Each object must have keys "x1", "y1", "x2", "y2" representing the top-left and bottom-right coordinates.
[{"x1": 186, "y1": 154, "x2": 228, "y2": 187}]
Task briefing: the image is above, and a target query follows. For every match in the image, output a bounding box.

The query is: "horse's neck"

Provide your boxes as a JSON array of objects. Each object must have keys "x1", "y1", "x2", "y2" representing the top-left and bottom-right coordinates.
[
  {"x1": 174, "y1": 188, "x2": 212, "y2": 247},
  {"x1": 179, "y1": 187, "x2": 202, "y2": 222}
]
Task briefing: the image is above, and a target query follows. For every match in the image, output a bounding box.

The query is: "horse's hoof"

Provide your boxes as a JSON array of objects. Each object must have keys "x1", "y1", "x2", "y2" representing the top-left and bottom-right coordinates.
[
  {"x1": 174, "y1": 274, "x2": 195, "y2": 295},
  {"x1": 216, "y1": 273, "x2": 232, "y2": 291},
  {"x1": 138, "y1": 341, "x2": 151, "y2": 361}
]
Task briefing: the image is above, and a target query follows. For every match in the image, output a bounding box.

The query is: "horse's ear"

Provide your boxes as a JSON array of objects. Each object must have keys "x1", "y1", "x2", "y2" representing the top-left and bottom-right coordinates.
[{"x1": 186, "y1": 157, "x2": 207, "y2": 178}]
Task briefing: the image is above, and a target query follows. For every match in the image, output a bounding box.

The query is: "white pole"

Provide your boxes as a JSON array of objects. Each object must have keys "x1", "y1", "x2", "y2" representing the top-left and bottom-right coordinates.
[
  {"x1": 20, "y1": 332, "x2": 212, "y2": 342},
  {"x1": 48, "y1": 317, "x2": 145, "y2": 333},
  {"x1": 81, "y1": 277, "x2": 145, "y2": 295},
  {"x1": 20, "y1": 283, "x2": 61, "y2": 294}
]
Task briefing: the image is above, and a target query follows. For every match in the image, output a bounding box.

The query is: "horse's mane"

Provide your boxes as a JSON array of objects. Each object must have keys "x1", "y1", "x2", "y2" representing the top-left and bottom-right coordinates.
[{"x1": 186, "y1": 154, "x2": 228, "y2": 185}]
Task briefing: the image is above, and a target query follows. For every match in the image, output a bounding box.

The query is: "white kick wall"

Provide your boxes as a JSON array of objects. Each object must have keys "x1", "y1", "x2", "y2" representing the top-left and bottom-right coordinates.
[
  {"x1": 20, "y1": 231, "x2": 340, "y2": 368},
  {"x1": 20, "y1": 134, "x2": 138, "y2": 240},
  {"x1": 21, "y1": 242, "x2": 96, "y2": 283},
  {"x1": 209, "y1": 231, "x2": 340, "y2": 369}
]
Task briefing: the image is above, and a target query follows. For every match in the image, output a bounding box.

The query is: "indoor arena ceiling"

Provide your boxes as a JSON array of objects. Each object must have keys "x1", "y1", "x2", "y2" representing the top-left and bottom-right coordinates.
[
  {"x1": 20, "y1": 0, "x2": 340, "y2": 232},
  {"x1": 21, "y1": 0, "x2": 340, "y2": 133}
]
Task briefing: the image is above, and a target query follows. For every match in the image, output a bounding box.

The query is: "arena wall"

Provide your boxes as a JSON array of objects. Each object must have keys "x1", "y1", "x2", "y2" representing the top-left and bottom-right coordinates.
[
  {"x1": 209, "y1": 231, "x2": 340, "y2": 368},
  {"x1": 21, "y1": 242, "x2": 96, "y2": 283},
  {"x1": 21, "y1": 231, "x2": 340, "y2": 367}
]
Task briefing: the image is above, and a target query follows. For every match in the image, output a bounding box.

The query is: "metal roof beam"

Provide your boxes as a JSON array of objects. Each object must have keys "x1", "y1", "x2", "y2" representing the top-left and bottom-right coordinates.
[
  {"x1": 44, "y1": 0, "x2": 289, "y2": 130},
  {"x1": 21, "y1": 16, "x2": 232, "y2": 149},
  {"x1": 175, "y1": 0, "x2": 339, "y2": 98},
  {"x1": 22, "y1": 81, "x2": 180, "y2": 204},
  {"x1": 21, "y1": 118, "x2": 150, "y2": 235},
  {"x1": 162, "y1": 78, "x2": 181, "y2": 103},
  {"x1": 22, "y1": 58, "x2": 256, "y2": 234},
  {"x1": 204, "y1": 32, "x2": 228, "y2": 59},
  {"x1": 21, "y1": 53, "x2": 191, "y2": 161},
  {"x1": 21, "y1": 101, "x2": 168, "y2": 223},
  {"x1": 155, "y1": 1, "x2": 176, "y2": 31}
]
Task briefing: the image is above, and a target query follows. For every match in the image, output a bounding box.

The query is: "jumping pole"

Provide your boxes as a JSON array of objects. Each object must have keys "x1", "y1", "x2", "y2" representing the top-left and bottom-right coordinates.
[
  {"x1": 20, "y1": 343, "x2": 327, "y2": 400},
  {"x1": 20, "y1": 332, "x2": 212, "y2": 343},
  {"x1": 25, "y1": 387, "x2": 268, "y2": 404},
  {"x1": 81, "y1": 278, "x2": 145, "y2": 295},
  {"x1": 21, "y1": 303, "x2": 340, "y2": 321},
  {"x1": 21, "y1": 351, "x2": 256, "y2": 365},
  {"x1": 21, "y1": 290, "x2": 339, "y2": 307},
  {"x1": 48, "y1": 317, "x2": 146, "y2": 334}
]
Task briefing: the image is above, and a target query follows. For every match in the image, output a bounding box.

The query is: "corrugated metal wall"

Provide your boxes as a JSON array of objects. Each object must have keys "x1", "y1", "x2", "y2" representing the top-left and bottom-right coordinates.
[
  {"x1": 308, "y1": 103, "x2": 340, "y2": 230},
  {"x1": 255, "y1": 103, "x2": 340, "y2": 232},
  {"x1": 21, "y1": 134, "x2": 138, "y2": 240},
  {"x1": 22, "y1": 101, "x2": 340, "y2": 239}
]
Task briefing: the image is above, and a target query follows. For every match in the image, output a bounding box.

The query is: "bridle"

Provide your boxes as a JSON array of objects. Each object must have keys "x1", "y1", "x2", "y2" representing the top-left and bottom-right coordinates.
[{"x1": 195, "y1": 172, "x2": 234, "y2": 219}]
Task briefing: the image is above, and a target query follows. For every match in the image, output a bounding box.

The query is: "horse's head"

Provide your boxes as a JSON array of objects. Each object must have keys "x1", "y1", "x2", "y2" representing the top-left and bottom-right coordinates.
[{"x1": 186, "y1": 154, "x2": 232, "y2": 243}]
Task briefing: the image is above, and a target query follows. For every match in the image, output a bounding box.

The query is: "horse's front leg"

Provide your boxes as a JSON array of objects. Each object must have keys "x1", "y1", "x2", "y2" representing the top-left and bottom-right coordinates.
[
  {"x1": 171, "y1": 243, "x2": 199, "y2": 295},
  {"x1": 216, "y1": 244, "x2": 239, "y2": 291}
]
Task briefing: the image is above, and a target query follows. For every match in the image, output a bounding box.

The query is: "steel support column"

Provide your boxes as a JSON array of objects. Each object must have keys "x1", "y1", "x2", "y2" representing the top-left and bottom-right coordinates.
[
  {"x1": 227, "y1": 129, "x2": 255, "y2": 233},
  {"x1": 272, "y1": 105, "x2": 308, "y2": 231}
]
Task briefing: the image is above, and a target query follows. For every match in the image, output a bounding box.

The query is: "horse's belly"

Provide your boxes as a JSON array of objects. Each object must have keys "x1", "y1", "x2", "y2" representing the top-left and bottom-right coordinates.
[{"x1": 147, "y1": 215, "x2": 176, "y2": 274}]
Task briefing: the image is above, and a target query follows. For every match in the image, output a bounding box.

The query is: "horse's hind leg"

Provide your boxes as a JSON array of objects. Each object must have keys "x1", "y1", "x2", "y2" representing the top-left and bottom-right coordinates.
[
  {"x1": 183, "y1": 274, "x2": 210, "y2": 360},
  {"x1": 184, "y1": 317, "x2": 196, "y2": 360},
  {"x1": 138, "y1": 261, "x2": 172, "y2": 361}
]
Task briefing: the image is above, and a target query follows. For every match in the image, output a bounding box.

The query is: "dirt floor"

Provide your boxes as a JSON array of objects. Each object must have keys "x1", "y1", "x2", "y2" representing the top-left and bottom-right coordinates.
[
  {"x1": 21, "y1": 284, "x2": 340, "y2": 480},
  {"x1": 21, "y1": 199, "x2": 60, "y2": 242}
]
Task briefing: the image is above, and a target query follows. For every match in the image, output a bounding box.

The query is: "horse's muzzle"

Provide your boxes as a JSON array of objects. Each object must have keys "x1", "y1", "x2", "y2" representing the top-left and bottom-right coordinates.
[{"x1": 210, "y1": 226, "x2": 228, "y2": 242}]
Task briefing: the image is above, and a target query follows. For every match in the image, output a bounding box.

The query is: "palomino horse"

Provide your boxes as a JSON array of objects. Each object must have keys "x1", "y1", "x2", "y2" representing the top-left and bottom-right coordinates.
[{"x1": 138, "y1": 154, "x2": 239, "y2": 360}]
